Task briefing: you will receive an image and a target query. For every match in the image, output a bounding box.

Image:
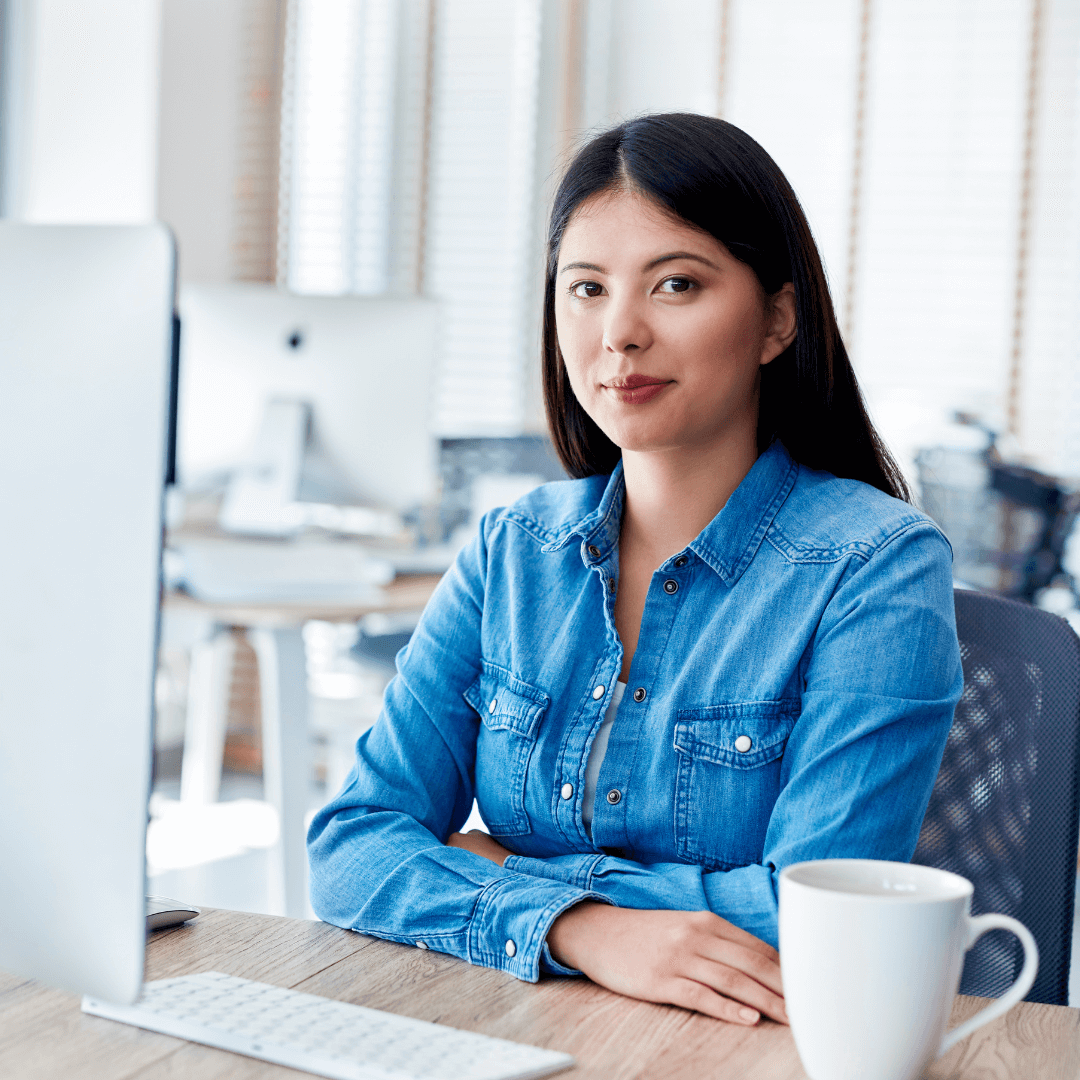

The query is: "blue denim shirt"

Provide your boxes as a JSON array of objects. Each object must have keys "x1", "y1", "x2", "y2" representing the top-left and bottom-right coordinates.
[{"x1": 308, "y1": 439, "x2": 963, "y2": 981}]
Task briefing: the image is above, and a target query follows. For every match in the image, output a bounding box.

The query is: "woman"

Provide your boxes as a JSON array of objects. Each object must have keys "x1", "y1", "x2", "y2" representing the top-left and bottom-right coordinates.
[{"x1": 308, "y1": 113, "x2": 963, "y2": 1028}]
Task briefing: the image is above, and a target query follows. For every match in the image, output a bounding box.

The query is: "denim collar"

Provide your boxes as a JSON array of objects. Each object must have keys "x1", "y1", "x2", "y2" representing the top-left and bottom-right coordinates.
[{"x1": 542, "y1": 439, "x2": 799, "y2": 587}]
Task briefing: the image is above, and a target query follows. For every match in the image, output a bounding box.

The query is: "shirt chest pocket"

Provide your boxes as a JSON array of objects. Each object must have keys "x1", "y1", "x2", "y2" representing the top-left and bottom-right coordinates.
[
  {"x1": 463, "y1": 663, "x2": 549, "y2": 837},
  {"x1": 673, "y1": 702, "x2": 797, "y2": 871}
]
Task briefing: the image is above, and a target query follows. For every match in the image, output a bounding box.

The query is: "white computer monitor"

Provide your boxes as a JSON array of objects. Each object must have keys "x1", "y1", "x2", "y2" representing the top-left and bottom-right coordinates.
[
  {"x1": 0, "y1": 223, "x2": 174, "y2": 1004},
  {"x1": 175, "y1": 285, "x2": 440, "y2": 514}
]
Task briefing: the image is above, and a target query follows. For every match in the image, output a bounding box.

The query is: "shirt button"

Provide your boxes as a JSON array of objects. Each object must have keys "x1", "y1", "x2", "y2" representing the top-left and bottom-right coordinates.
[
  {"x1": 734, "y1": 735, "x2": 753, "y2": 753},
  {"x1": 505, "y1": 939, "x2": 517, "y2": 957},
  {"x1": 606, "y1": 789, "x2": 621, "y2": 805},
  {"x1": 588, "y1": 544, "x2": 601, "y2": 558},
  {"x1": 416, "y1": 941, "x2": 429, "y2": 950},
  {"x1": 608, "y1": 577, "x2": 616, "y2": 592},
  {"x1": 675, "y1": 556, "x2": 689, "y2": 568},
  {"x1": 561, "y1": 782, "x2": 574, "y2": 800},
  {"x1": 663, "y1": 579, "x2": 679, "y2": 595},
  {"x1": 592, "y1": 684, "x2": 605, "y2": 700},
  {"x1": 488, "y1": 698, "x2": 497, "y2": 713},
  {"x1": 633, "y1": 687, "x2": 646, "y2": 703}
]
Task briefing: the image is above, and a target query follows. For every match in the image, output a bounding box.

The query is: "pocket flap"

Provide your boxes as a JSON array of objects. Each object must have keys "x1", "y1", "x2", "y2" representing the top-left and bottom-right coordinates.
[
  {"x1": 464, "y1": 662, "x2": 550, "y2": 738},
  {"x1": 673, "y1": 701, "x2": 798, "y2": 770}
]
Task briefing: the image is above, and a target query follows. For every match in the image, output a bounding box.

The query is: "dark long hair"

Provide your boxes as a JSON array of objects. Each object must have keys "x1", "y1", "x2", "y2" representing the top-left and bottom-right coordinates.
[{"x1": 541, "y1": 112, "x2": 911, "y2": 502}]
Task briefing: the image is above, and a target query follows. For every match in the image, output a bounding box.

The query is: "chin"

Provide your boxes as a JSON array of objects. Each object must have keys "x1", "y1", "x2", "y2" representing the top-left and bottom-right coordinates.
[
  {"x1": 602, "y1": 426, "x2": 683, "y2": 455},
  {"x1": 591, "y1": 398, "x2": 726, "y2": 455}
]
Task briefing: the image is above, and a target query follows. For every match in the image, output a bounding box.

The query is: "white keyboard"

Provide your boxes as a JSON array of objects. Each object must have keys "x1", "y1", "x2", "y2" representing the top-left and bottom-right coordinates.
[{"x1": 82, "y1": 971, "x2": 575, "y2": 1080}]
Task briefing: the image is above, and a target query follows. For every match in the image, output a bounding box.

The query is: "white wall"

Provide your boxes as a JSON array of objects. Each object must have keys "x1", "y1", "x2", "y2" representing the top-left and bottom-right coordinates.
[
  {"x1": 3, "y1": 0, "x2": 161, "y2": 223},
  {"x1": 157, "y1": 0, "x2": 244, "y2": 283},
  {"x1": 604, "y1": 0, "x2": 721, "y2": 121}
]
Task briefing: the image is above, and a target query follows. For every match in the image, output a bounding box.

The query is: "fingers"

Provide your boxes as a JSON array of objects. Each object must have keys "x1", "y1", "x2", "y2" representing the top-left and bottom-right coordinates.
[
  {"x1": 683, "y1": 955, "x2": 788, "y2": 1025},
  {"x1": 667, "y1": 912, "x2": 787, "y2": 1023},
  {"x1": 667, "y1": 913, "x2": 783, "y2": 996},
  {"x1": 697, "y1": 935, "x2": 784, "y2": 998},
  {"x1": 666, "y1": 978, "x2": 765, "y2": 1027}
]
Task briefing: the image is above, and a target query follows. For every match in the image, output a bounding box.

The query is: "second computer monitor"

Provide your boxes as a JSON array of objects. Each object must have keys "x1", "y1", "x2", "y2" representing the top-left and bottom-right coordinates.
[{"x1": 176, "y1": 285, "x2": 440, "y2": 514}]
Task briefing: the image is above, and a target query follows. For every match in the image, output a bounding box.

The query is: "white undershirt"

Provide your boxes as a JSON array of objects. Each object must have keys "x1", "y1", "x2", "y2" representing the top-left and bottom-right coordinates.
[{"x1": 581, "y1": 680, "x2": 626, "y2": 837}]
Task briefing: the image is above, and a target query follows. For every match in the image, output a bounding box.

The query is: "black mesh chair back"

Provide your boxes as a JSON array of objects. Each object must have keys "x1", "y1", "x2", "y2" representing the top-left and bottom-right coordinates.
[{"x1": 912, "y1": 589, "x2": 1080, "y2": 1004}]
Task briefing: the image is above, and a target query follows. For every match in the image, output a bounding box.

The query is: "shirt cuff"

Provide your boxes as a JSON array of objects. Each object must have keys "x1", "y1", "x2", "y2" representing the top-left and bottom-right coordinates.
[
  {"x1": 503, "y1": 853, "x2": 605, "y2": 892},
  {"x1": 540, "y1": 941, "x2": 582, "y2": 977},
  {"x1": 467, "y1": 874, "x2": 609, "y2": 983}
]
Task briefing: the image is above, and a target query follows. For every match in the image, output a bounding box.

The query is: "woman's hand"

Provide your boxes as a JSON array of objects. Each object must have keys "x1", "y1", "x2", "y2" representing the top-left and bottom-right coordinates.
[
  {"x1": 547, "y1": 902, "x2": 787, "y2": 1026},
  {"x1": 446, "y1": 829, "x2": 514, "y2": 866}
]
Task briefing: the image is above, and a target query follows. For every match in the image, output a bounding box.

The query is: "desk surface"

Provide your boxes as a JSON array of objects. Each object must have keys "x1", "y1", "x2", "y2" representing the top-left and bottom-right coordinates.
[
  {"x1": 1, "y1": 908, "x2": 1077, "y2": 1079},
  {"x1": 163, "y1": 573, "x2": 444, "y2": 627}
]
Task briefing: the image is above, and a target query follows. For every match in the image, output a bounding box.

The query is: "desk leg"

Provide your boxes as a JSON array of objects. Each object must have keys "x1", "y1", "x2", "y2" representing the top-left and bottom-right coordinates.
[
  {"x1": 180, "y1": 628, "x2": 235, "y2": 805},
  {"x1": 249, "y1": 626, "x2": 310, "y2": 919}
]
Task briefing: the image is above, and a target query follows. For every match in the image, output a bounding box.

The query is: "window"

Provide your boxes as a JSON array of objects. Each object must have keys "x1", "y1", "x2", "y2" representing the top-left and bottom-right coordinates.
[{"x1": 279, "y1": 0, "x2": 399, "y2": 295}]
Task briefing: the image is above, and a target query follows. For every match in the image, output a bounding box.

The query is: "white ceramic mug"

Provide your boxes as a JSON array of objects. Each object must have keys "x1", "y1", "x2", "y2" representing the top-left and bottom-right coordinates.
[{"x1": 778, "y1": 859, "x2": 1038, "y2": 1080}]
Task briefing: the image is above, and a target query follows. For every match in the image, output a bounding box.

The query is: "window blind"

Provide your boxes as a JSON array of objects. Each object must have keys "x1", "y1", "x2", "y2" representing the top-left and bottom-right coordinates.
[
  {"x1": 279, "y1": 0, "x2": 399, "y2": 295},
  {"x1": 233, "y1": 0, "x2": 285, "y2": 283},
  {"x1": 424, "y1": 0, "x2": 543, "y2": 436},
  {"x1": 1017, "y1": 0, "x2": 1080, "y2": 477},
  {"x1": 852, "y1": 0, "x2": 1030, "y2": 476}
]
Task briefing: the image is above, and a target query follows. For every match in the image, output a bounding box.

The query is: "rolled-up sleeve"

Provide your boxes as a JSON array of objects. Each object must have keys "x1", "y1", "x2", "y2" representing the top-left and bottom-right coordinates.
[{"x1": 306, "y1": 518, "x2": 605, "y2": 982}]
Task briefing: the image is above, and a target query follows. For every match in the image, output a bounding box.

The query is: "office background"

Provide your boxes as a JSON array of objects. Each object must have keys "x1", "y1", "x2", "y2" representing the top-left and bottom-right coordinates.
[
  {"x1": 5, "y1": 0, "x2": 1080, "y2": 469},
  {"x1": 1, "y1": 0, "x2": 1078, "y2": 991}
]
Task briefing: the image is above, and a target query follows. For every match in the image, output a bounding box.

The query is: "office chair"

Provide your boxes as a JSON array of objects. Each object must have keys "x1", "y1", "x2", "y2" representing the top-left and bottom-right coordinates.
[{"x1": 912, "y1": 588, "x2": 1080, "y2": 1004}]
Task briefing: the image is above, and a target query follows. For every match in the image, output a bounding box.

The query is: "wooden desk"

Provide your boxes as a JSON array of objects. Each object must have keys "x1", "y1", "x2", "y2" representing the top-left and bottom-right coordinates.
[
  {"x1": 1, "y1": 908, "x2": 1077, "y2": 1079},
  {"x1": 162, "y1": 574, "x2": 445, "y2": 631}
]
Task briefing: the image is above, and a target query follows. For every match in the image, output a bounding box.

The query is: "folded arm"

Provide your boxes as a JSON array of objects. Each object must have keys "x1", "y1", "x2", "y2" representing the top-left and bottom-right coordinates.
[
  {"x1": 306, "y1": 526, "x2": 605, "y2": 983},
  {"x1": 501, "y1": 524, "x2": 964, "y2": 949}
]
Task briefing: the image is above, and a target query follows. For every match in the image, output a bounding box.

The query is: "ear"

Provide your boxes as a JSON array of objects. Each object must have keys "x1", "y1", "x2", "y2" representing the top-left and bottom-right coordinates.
[{"x1": 760, "y1": 283, "x2": 797, "y2": 366}]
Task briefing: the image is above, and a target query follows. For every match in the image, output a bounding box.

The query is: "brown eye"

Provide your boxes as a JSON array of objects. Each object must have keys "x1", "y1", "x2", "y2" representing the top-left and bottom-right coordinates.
[
  {"x1": 658, "y1": 276, "x2": 694, "y2": 294},
  {"x1": 571, "y1": 281, "x2": 604, "y2": 298}
]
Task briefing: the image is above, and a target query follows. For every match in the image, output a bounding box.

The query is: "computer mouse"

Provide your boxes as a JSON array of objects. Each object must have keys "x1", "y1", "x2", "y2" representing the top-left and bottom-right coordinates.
[{"x1": 146, "y1": 895, "x2": 201, "y2": 931}]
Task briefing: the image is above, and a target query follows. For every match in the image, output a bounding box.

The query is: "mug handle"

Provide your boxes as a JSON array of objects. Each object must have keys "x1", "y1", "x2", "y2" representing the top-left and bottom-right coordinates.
[{"x1": 938, "y1": 913, "x2": 1039, "y2": 1055}]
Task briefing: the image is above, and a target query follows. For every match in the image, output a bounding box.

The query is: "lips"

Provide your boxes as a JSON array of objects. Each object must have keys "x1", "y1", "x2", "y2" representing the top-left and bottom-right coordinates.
[
  {"x1": 603, "y1": 374, "x2": 672, "y2": 404},
  {"x1": 608, "y1": 374, "x2": 669, "y2": 390}
]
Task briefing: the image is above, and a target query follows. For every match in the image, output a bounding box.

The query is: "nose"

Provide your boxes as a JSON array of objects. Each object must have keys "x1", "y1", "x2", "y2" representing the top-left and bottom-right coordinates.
[{"x1": 602, "y1": 291, "x2": 652, "y2": 357}]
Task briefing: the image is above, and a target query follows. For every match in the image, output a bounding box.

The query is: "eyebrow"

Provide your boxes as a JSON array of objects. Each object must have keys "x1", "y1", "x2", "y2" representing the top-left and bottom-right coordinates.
[
  {"x1": 559, "y1": 251, "x2": 721, "y2": 275},
  {"x1": 647, "y1": 251, "x2": 721, "y2": 272}
]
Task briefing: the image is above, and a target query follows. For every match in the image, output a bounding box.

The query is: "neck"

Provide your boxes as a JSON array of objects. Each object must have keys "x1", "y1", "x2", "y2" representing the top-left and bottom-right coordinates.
[{"x1": 619, "y1": 425, "x2": 760, "y2": 564}]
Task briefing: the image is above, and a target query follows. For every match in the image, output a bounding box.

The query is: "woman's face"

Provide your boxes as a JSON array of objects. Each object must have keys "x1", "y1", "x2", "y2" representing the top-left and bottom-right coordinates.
[{"x1": 554, "y1": 190, "x2": 795, "y2": 457}]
